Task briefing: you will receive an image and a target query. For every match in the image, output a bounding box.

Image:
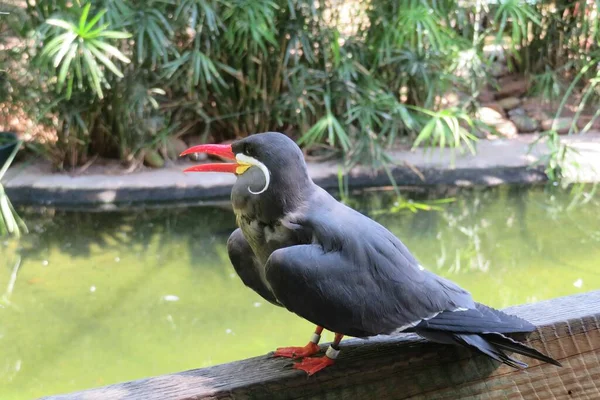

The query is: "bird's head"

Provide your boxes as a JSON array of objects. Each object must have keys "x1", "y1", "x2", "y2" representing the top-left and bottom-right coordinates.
[{"x1": 180, "y1": 132, "x2": 312, "y2": 220}]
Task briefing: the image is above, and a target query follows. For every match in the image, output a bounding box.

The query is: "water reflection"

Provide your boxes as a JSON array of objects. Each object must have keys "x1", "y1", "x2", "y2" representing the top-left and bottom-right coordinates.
[{"x1": 1, "y1": 183, "x2": 599, "y2": 399}]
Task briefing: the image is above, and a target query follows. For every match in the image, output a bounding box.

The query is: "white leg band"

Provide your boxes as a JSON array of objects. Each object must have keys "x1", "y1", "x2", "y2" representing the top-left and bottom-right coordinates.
[
  {"x1": 325, "y1": 346, "x2": 340, "y2": 360},
  {"x1": 310, "y1": 333, "x2": 321, "y2": 344}
]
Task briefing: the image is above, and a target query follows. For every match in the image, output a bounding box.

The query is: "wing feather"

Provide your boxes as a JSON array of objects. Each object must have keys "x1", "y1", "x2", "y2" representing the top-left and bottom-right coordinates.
[
  {"x1": 227, "y1": 228, "x2": 281, "y2": 306},
  {"x1": 412, "y1": 303, "x2": 536, "y2": 333},
  {"x1": 264, "y1": 188, "x2": 521, "y2": 337}
]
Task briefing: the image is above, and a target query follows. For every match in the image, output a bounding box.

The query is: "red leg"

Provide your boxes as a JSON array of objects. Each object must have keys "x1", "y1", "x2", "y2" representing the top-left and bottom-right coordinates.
[
  {"x1": 273, "y1": 326, "x2": 323, "y2": 359},
  {"x1": 293, "y1": 333, "x2": 344, "y2": 376}
]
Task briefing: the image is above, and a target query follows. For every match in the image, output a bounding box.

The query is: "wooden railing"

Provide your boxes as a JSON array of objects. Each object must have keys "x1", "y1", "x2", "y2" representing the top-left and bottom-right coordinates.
[{"x1": 40, "y1": 290, "x2": 600, "y2": 400}]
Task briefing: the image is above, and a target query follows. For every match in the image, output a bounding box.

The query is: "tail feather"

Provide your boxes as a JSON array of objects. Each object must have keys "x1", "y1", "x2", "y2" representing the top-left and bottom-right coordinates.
[
  {"x1": 418, "y1": 330, "x2": 562, "y2": 369},
  {"x1": 414, "y1": 304, "x2": 536, "y2": 334},
  {"x1": 454, "y1": 333, "x2": 528, "y2": 369},
  {"x1": 483, "y1": 332, "x2": 562, "y2": 367}
]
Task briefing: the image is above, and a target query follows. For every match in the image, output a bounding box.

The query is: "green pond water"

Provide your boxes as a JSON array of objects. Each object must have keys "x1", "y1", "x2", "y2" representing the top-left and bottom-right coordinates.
[{"x1": 1, "y1": 184, "x2": 600, "y2": 399}]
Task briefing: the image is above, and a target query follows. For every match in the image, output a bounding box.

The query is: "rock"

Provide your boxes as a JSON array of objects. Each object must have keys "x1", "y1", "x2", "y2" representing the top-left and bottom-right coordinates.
[
  {"x1": 521, "y1": 97, "x2": 554, "y2": 111},
  {"x1": 527, "y1": 108, "x2": 551, "y2": 122},
  {"x1": 497, "y1": 97, "x2": 521, "y2": 110},
  {"x1": 144, "y1": 149, "x2": 165, "y2": 168},
  {"x1": 165, "y1": 137, "x2": 188, "y2": 160},
  {"x1": 490, "y1": 62, "x2": 508, "y2": 78},
  {"x1": 576, "y1": 116, "x2": 600, "y2": 130},
  {"x1": 494, "y1": 120, "x2": 518, "y2": 138},
  {"x1": 495, "y1": 76, "x2": 530, "y2": 99},
  {"x1": 477, "y1": 88, "x2": 495, "y2": 103},
  {"x1": 475, "y1": 104, "x2": 523, "y2": 139},
  {"x1": 541, "y1": 118, "x2": 574, "y2": 134},
  {"x1": 510, "y1": 114, "x2": 539, "y2": 133},
  {"x1": 477, "y1": 106, "x2": 505, "y2": 125},
  {"x1": 440, "y1": 92, "x2": 460, "y2": 107},
  {"x1": 476, "y1": 105, "x2": 519, "y2": 138},
  {"x1": 480, "y1": 102, "x2": 506, "y2": 115},
  {"x1": 484, "y1": 44, "x2": 506, "y2": 61},
  {"x1": 508, "y1": 107, "x2": 525, "y2": 117},
  {"x1": 472, "y1": 126, "x2": 491, "y2": 139}
]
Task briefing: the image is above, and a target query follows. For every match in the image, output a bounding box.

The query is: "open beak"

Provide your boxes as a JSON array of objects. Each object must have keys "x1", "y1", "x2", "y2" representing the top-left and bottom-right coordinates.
[{"x1": 180, "y1": 144, "x2": 250, "y2": 174}]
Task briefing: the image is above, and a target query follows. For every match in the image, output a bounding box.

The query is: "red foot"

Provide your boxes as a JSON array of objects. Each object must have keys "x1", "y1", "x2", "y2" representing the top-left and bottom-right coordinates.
[
  {"x1": 293, "y1": 356, "x2": 335, "y2": 376},
  {"x1": 273, "y1": 342, "x2": 320, "y2": 359}
]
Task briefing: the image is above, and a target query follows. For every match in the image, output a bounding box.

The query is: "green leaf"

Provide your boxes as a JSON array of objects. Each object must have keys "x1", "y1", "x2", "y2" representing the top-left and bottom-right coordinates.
[
  {"x1": 39, "y1": 32, "x2": 72, "y2": 58},
  {"x1": 82, "y1": 8, "x2": 108, "y2": 34},
  {"x1": 136, "y1": 28, "x2": 145, "y2": 64},
  {"x1": 52, "y1": 32, "x2": 77, "y2": 67},
  {"x1": 74, "y1": 55, "x2": 83, "y2": 87},
  {"x1": 87, "y1": 42, "x2": 125, "y2": 78},
  {"x1": 413, "y1": 118, "x2": 436, "y2": 148},
  {"x1": 46, "y1": 18, "x2": 77, "y2": 31},
  {"x1": 57, "y1": 44, "x2": 77, "y2": 89},
  {"x1": 79, "y1": 3, "x2": 92, "y2": 33},
  {"x1": 84, "y1": 23, "x2": 111, "y2": 38},
  {"x1": 0, "y1": 195, "x2": 15, "y2": 234},
  {"x1": 90, "y1": 40, "x2": 131, "y2": 63},
  {"x1": 66, "y1": 75, "x2": 74, "y2": 99},
  {"x1": 81, "y1": 46, "x2": 103, "y2": 98},
  {"x1": 96, "y1": 30, "x2": 132, "y2": 39},
  {"x1": 193, "y1": 50, "x2": 201, "y2": 85}
]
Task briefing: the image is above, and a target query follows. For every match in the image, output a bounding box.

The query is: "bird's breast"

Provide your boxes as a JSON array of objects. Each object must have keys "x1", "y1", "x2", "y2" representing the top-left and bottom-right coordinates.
[{"x1": 236, "y1": 213, "x2": 299, "y2": 266}]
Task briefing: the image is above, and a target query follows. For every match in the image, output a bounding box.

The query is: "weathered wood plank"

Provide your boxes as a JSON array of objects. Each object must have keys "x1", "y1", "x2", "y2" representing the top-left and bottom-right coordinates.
[{"x1": 40, "y1": 290, "x2": 600, "y2": 400}]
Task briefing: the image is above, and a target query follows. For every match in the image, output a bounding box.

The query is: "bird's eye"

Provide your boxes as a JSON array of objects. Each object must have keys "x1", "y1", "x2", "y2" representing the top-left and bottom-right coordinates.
[{"x1": 245, "y1": 145, "x2": 254, "y2": 157}]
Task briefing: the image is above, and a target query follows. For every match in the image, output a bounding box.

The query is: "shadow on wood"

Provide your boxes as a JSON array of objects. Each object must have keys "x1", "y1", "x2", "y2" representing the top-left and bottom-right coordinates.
[{"x1": 41, "y1": 290, "x2": 600, "y2": 400}]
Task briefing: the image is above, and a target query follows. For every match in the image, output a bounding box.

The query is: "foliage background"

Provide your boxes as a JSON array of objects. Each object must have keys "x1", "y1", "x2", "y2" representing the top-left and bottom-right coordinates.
[{"x1": 0, "y1": 0, "x2": 599, "y2": 177}]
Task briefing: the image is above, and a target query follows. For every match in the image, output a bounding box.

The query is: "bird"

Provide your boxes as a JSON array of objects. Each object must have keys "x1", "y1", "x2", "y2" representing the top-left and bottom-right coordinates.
[{"x1": 180, "y1": 132, "x2": 561, "y2": 376}]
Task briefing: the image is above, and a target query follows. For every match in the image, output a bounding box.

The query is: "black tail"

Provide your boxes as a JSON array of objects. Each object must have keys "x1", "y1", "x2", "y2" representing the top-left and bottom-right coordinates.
[
  {"x1": 412, "y1": 304, "x2": 562, "y2": 368},
  {"x1": 481, "y1": 332, "x2": 562, "y2": 367},
  {"x1": 419, "y1": 330, "x2": 562, "y2": 368},
  {"x1": 453, "y1": 333, "x2": 528, "y2": 369}
]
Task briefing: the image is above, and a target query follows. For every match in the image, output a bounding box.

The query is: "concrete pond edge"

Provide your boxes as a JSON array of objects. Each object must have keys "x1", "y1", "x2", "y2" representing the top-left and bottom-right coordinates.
[
  {"x1": 4, "y1": 133, "x2": 600, "y2": 209},
  {"x1": 6, "y1": 165, "x2": 549, "y2": 210}
]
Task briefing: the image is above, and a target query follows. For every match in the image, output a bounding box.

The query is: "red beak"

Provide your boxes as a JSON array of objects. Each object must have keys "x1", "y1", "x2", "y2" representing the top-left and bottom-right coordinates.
[{"x1": 180, "y1": 144, "x2": 240, "y2": 174}]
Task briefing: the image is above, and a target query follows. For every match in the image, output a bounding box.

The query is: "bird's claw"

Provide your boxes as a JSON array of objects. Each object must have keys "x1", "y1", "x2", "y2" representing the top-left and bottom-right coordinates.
[
  {"x1": 273, "y1": 342, "x2": 320, "y2": 359},
  {"x1": 293, "y1": 356, "x2": 335, "y2": 376}
]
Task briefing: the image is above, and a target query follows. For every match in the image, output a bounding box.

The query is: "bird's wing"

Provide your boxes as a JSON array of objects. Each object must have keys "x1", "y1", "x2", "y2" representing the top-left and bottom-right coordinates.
[
  {"x1": 227, "y1": 228, "x2": 281, "y2": 306},
  {"x1": 266, "y1": 190, "x2": 559, "y2": 368},
  {"x1": 264, "y1": 192, "x2": 477, "y2": 336},
  {"x1": 412, "y1": 303, "x2": 536, "y2": 334}
]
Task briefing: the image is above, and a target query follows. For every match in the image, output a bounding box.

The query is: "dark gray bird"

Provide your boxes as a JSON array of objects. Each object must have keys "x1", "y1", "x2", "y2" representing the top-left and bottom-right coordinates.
[{"x1": 180, "y1": 132, "x2": 561, "y2": 375}]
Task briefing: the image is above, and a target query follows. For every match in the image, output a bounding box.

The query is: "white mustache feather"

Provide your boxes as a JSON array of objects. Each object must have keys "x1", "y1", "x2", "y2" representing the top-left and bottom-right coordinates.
[{"x1": 235, "y1": 153, "x2": 271, "y2": 195}]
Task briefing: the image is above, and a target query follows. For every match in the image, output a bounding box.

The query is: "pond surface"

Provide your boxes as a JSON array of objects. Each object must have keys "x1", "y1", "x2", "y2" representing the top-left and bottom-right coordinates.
[{"x1": 1, "y1": 184, "x2": 600, "y2": 399}]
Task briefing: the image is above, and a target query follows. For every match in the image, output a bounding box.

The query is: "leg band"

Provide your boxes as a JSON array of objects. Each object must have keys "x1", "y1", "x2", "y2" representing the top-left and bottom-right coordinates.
[
  {"x1": 325, "y1": 346, "x2": 340, "y2": 360},
  {"x1": 310, "y1": 333, "x2": 321, "y2": 344}
]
